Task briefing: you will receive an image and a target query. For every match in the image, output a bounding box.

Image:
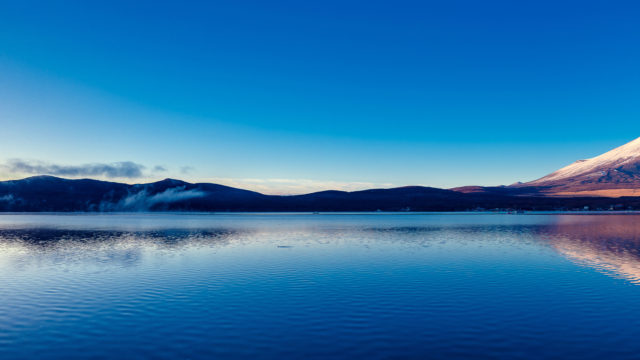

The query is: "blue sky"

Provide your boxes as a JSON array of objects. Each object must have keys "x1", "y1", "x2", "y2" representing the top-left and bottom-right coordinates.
[{"x1": 1, "y1": 0, "x2": 639, "y2": 193}]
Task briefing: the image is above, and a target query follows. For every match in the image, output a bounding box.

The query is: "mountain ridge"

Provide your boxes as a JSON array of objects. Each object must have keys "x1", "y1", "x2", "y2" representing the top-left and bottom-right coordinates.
[
  {"x1": 2, "y1": 175, "x2": 640, "y2": 212},
  {"x1": 4, "y1": 138, "x2": 640, "y2": 211}
]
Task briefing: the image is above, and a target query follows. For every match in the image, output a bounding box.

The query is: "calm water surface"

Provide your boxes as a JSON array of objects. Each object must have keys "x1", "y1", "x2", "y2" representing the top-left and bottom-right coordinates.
[{"x1": 1, "y1": 213, "x2": 640, "y2": 359}]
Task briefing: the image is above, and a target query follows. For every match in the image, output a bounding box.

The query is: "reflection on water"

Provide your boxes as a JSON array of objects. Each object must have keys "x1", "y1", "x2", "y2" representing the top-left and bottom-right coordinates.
[
  {"x1": 0, "y1": 228, "x2": 239, "y2": 268},
  {"x1": 0, "y1": 228, "x2": 239, "y2": 252},
  {"x1": 7, "y1": 215, "x2": 637, "y2": 285},
  {"x1": 546, "y1": 216, "x2": 640, "y2": 284},
  {"x1": 2, "y1": 213, "x2": 640, "y2": 359}
]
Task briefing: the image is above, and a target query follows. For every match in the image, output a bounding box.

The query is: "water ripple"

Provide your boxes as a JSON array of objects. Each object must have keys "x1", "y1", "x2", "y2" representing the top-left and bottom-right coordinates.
[{"x1": 1, "y1": 213, "x2": 640, "y2": 359}]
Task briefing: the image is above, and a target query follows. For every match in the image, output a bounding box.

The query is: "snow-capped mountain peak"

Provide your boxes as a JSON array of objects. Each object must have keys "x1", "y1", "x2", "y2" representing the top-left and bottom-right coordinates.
[{"x1": 520, "y1": 137, "x2": 640, "y2": 196}]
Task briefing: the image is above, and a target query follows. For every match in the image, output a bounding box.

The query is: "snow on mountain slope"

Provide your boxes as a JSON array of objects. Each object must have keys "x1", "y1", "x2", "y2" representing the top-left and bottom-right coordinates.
[
  {"x1": 530, "y1": 137, "x2": 640, "y2": 184},
  {"x1": 520, "y1": 137, "x2": 640, "y2": 196}
]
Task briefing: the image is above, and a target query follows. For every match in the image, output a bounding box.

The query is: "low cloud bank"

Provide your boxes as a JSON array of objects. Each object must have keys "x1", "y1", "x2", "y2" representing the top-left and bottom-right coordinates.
[
  {"x1": 4, "y1": 159, "x2": 146, "y2": 179},
  {"x1": 101, "y1": 186, "x2": 207, "y2": 211}
]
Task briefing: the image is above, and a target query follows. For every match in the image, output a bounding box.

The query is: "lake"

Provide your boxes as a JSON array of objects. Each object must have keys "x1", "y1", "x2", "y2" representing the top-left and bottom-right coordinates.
[{"x1": 1, "y1": 213, "x2": 640, "y2": 359}]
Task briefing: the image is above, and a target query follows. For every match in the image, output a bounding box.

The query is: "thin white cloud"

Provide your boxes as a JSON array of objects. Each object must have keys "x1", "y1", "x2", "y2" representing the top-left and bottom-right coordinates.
[
  {"x1": 180, "y1": 166, "x2": 194, "y2": 174},
  {"x1": 207, "y1": 177, "x2": 395, "y2": 195}
]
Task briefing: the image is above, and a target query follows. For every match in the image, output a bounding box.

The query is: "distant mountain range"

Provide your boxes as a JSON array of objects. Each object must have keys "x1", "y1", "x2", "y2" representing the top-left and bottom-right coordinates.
[
  {"x1": 0, "y1": 175, "x2": 638, "y2": 212},
  {"x1": 2, "y1": 138, "x2": 640, "y2": 212}
]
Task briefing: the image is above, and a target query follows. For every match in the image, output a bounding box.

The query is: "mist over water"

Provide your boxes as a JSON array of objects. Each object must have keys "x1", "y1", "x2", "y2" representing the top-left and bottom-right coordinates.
[{"x1": 2, "y1": 213, "x2": 640, "y2": 359}]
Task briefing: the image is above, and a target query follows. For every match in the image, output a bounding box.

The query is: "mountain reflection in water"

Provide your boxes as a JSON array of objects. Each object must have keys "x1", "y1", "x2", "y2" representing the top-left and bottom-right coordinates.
[
  {"x1": 4, "y1": 215, "x2": 640, "y2": 287},
  {"x1": 546, "y1": 215, "x2": 640, "y2": 284},
  {"x1": 4, "y1": 214, "x2": 640, "y2": 287}
]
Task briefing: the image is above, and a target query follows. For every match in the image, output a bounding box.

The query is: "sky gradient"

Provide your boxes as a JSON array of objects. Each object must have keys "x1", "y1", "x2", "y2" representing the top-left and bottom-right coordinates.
[{"x1": 1, "y1": 1, "x2": 639, "y2": 194}]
